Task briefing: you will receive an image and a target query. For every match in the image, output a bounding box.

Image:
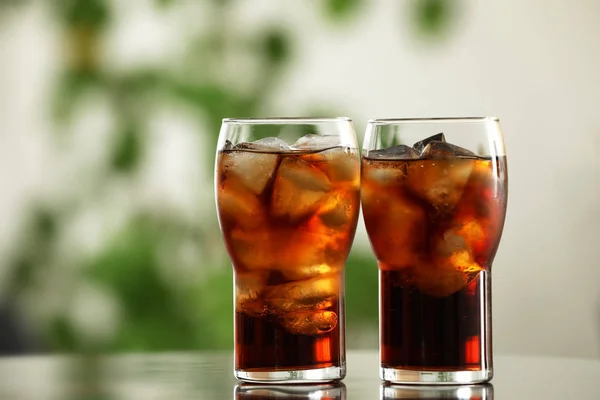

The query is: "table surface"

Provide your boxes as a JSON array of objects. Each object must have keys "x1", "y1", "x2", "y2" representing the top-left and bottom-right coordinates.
[{"x1": 0, "y1": 351, "x2": 598, "y2": 399}]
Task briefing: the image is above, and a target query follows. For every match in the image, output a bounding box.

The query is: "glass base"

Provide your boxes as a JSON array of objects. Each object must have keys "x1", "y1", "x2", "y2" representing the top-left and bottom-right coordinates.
[
  {"x1": 235, "y1": 365, "x2": 345, "y2": 383},
  {"x1": 381, "y1": 367, "x2": 492, "y2": 385}
]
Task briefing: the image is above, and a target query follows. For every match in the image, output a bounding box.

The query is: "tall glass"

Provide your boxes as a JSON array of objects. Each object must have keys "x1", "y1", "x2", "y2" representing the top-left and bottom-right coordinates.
[
  {"x1": 215, "y1": 117, "x2": 360, "y2": 382},
  {"x1": 361, "y1": 118, "x2": 508, "y2": 384}
]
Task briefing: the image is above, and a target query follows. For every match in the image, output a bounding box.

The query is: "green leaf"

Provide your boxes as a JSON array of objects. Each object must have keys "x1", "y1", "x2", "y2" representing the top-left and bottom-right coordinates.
[
  {"x1": 261, "y1": 28, "x2": 291, "y2": 65},
  {"x1": 323, "y1": 0, "x2": 362, "y2": 21},
  {"x1": 412, "y1": 0, "x2": 453, "y2": 37},
  {"x1": 111, "y1": 125, "x2": 142, "y2": 173},
  {"x1": 47, "y1": 316, "x2": 78, "y2": 351},
  {"x1": 56, "y1": 0, "x2": 110, "y2": 30},
  {"x1": 10, "y1": 257, "x2": 35, "y2": 294},
  {"x1": 33, "y1": 207, "x2": 58, "y2": 242}
]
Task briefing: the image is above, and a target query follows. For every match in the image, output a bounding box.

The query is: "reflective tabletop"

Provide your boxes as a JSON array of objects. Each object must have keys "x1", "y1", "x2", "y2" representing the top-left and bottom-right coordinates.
[{"x1": 0, "y1": 351, "x2": 598, "y2": 399}]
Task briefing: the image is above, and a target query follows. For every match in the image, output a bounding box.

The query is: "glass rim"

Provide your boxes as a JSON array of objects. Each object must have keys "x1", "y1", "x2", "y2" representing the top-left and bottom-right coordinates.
[
  {"x1": 222, "y1": 117, "x2": 352, "y2": 124},
  {"x1": 367, "y1": 116, "x2": 499, "y2": 125}
]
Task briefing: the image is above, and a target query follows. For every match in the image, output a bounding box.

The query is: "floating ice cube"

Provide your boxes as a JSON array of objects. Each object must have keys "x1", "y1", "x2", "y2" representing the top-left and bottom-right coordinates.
[
  {"x1": 279, "y1": 310, "x2": 338, "y2": 335},
  {"x1": 407, "y1": 229, "x2": 482, "y2": 297},
  {"x1": 316, "y1": 190, "x2": 355, "y2": 231},
  {"x1": 229, "y1": 228, "x2": 276, "y2": 271},
  {"x1": 271, "y1": 157, "x2": 332, "y2": 222},
  {"x1": 266, "y1": 275, "x2": 339, "y2": 313},
  {"x1": 405, "y1": 158, "x2": 475, "y2": 214},
  {"x1": 281, "y1": 263, "x2": 339, "y2": 281},
  {"x1": 217, "y1": 179, "x2": 265, "y2": 230},
  {"x1": 221, "y1": 151, "x2": 279, "y2": 195},
  {"x1": 420, "y1": 141, "x2": 476, "y2": 159},
  {"x1": 235, "y1": 137, "x2": 290, "y2": 152},
  {"x1": 235, "y1": 272, "x2": 267, "y2": 316},
  {"x1": 361, "y1": 189, "x2": 427, "y2": 270},
  {"x1": 413, "y1": 133, "x2": 446, "y2": 153},
  {"x1": 223, "y1": 139, "x2": 234, "y2": 150},
  {"x1": 302, "y1": 147, "x2": 359, "y2": 185},
  {"x1": 291, "y1": 134, "x2": 340, "y2": 150},
  {"x1": 363, "y1": 160, "x2": 408, "y2": 183},
  {"x1": 367, "y1": 145, "x2": 419, "y2": 160}
]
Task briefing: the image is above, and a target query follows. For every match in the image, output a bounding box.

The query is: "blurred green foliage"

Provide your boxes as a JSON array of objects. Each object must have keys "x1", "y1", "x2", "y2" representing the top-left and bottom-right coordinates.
[
  {"x1": 412, "y1": 0, "x2": 455, "y2": 39},
  {"x1": 56, "y1": 0, "x2": 110, "y2": 30},
  {"x1": 323, "y1": 0, "x2": 363, "y2": 21},
  {"x1": 1, "y1": 0, "x2": 454, "y2": 352}
]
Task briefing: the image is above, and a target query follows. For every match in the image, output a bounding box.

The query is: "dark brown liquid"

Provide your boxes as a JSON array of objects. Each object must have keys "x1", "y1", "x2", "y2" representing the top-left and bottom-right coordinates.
[
  {"x1": 380, "y1": 269, "x2": 487, "y2": 370},
  {"x1": 216, "y1": 147, "x2": 359, "y2": 372},
  {"x1": 362, "y1": 155, "x2": 507, "y2": 371},
  {"x1": 236, "y1": 299, "x2": 343, "y2": 371}
]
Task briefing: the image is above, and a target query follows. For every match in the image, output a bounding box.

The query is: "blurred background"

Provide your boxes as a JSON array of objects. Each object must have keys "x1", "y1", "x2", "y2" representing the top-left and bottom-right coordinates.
[{"x1": 0, "y1": 0, "x2": 598, "y2": 359}]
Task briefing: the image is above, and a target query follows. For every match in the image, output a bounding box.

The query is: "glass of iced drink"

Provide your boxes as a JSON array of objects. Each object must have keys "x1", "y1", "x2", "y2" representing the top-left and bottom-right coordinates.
[
  {"x1": 215, "y1": 117, "x2": 360, "y2": 382},
  {"x1": 361, "y1": 118, "x2": 508, "y2": 384}
]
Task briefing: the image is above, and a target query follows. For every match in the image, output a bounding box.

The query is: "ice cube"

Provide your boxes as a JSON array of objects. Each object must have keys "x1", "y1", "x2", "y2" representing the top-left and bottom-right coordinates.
[
  {"x1": 361, "y1": 189, "x2": 427, "y2": 269},
  {"x1": 229, "y1": 228, "x2": 276, "y2": 271},
  {"x1": 362, "y1": 159, "x2": 408, "y2": 184},
  {"x1": 304, "y1": 148, "x2": 360, "y2": 185},
  {"x1": 407, "y1": 230, "x2": 483, "y2": 297},
  {"x1": 291, "y1": 134, "x2": 340, "y2": 150},
  {"x1": 420, "y1": 141, "x2": 476, "y2": 159},
  {"x1": 367, "y1": 145, "x2": 419, "y2": 160},
  {"x1": 318, "y1": 207, "x2": 351, "y2": 231},
  {"x1": 456, "y1": 158, "x2": 498, "y2": 220},
  {"x1": 275, "y1": 227, "x2": 338, "y2": 276},
  {"x1": 266, "y1": 275, "x2": 339, "y2": 313},
  {"x1": 217, "y1": 178, "x2": 265, "y2": 230},
  {"x1": 281, "y1": 263, "x2": 340, "y2": 281},
  {"x1": 412, "y1": 133, "x2": 446, "y2": 153},
  {"x1": 316, "y1": 190, "x2": 357, "y2": 232},
  {"x1": 457, "y1": 219, "x2": 488, "y2": 256},
  {"x1": 279, "y1": 310, "x2": 338, "y2": 335},
  {"x1": 221, "y1": 151, "x2": 279, "y2": 195},
  {"x1": 405, "y1": 158, "x2": 474, "y2": 214},
  {"x1": 223, "y1": 139, "x2": 234, "y2": 150},
  {"x1": 271, "y1": 157, "x2": 332, "y2": 222},
  {"x1": 406, "y1": 257, "x2": 480, "y2": 297},
  {"x1": 235, "y1": 272, "x2": 267, "y2": 316},
  {"x1": 235, "y1": 137, "x2": 290, "y2": 151}
]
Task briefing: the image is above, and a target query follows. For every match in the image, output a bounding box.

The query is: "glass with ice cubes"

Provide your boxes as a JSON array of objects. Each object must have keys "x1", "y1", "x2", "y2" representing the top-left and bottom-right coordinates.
[
  {"x1": 361, "y1": 118, "x2": 508, "y2": 384},
  {"x1": 215, "y1": 117, "x2": 359, "y2": 382}
]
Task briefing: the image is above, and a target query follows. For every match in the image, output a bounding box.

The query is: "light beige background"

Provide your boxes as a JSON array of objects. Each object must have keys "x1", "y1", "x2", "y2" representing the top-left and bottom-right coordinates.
[{"x1": 0, "y1": 0, "x2": 599, "y2": 358}]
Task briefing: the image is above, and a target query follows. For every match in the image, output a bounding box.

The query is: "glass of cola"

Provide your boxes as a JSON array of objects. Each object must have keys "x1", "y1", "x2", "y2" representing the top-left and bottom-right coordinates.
[
  {"x1": 361, "y1": 117, "x2": 508, "y2": 384},
  {"x1": 215, "y1": 117, "x2": 360, "y2": 382}
]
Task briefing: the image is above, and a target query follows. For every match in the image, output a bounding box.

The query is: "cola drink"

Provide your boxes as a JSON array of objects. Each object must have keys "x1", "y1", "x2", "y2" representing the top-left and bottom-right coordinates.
[
  {"x1": 216, "y1": 137, "x2": 359, "y2": 376},
  {"x1": 362, "y1": 134, "x2": 507, "y2": 377}
]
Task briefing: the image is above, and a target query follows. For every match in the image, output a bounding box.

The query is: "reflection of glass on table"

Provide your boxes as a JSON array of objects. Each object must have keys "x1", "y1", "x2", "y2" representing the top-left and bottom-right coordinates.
[
  {"x1": 236, "y1": 383, "x2": 346, "y2": 400},
  {"x1": 381, "y1": 383, "x2": 493, "y2": 400}
]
